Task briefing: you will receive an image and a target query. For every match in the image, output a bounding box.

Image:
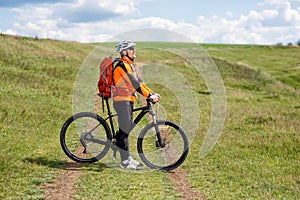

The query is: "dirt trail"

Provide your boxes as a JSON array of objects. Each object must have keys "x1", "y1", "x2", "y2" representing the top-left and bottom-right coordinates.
[
  {"x1": 42, "y1": 162, "x2": 84, "y2": 200},
  {"x1": 168, "y1": 169, "x2": 207, "y2": 200},
  {"x1": 43, "y1": 162, "x2": 206, "y2": 200}
]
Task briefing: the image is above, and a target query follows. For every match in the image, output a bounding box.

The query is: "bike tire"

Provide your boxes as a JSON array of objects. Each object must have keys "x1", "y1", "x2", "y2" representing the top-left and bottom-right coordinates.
[
  {"x1": 60, "y1": 112, "x2": 112, "y2": 163},
  {"x1": 137, "y1": 120, "x2": 189, "y2": 171}
]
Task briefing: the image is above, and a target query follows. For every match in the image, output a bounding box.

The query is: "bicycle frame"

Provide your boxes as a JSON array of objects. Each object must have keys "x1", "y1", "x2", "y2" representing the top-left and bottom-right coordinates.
[{"x1": 100, "y1": 96, "x2": 158, "y2": 140}]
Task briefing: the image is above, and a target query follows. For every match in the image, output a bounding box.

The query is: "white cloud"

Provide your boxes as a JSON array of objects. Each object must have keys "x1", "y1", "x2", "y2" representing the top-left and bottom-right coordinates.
[
  {"x1": 97, "y1": 0, "x2": 139, "y2": 15},
  {"x1": 51, "y1": 0, "x2": 140, "y2": 23},
  {"x1": 195, "y1": 0, "x2": 300, "y2": 44},
  {"x1": 13, "y1": 6, "x2": 53, "y2": 21},
  {"x1": 258, "y1": 0, "x2": 300, "y2": 24},
  {"x1": 6, "y1": 6, "x2": 56, "y2": 38}
]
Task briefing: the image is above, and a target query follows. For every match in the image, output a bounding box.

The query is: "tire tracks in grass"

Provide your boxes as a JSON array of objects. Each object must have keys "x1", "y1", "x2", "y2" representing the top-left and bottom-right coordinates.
[
  {"x1": 42, "y1": 162, "x2": 206, "y2": 200},
  {"x1": 42, "y1": 164, "x2": 206, "y2": 200}
]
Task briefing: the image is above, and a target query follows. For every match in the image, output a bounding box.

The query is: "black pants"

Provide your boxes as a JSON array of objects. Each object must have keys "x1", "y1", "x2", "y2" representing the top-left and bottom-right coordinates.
[{"x1": 113, "y1": 101, "x2": 134, "y2": 161}]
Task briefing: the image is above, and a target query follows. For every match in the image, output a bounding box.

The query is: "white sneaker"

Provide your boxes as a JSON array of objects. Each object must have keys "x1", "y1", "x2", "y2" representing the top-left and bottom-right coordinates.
[
  {"x1": 120, "y1": 157, "x2": 143, "y2": 170},
  {"x1": 128, "y1": 156, "x2": 143, "y2": 166}
]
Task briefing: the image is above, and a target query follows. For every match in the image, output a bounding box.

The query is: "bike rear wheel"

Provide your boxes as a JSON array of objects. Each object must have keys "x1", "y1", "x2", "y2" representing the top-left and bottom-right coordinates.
[
  {"x1": 137, "y1": 120, "x2": 189, "y2": 171},
  {"x1": 60, "y1": 112, "x2": 112, "y2": 163}
]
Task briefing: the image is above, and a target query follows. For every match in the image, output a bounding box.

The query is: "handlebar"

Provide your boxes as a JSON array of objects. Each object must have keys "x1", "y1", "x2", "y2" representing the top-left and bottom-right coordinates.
[{"x1": 146, "y1": 97, "x2": 158, "y2": 105}]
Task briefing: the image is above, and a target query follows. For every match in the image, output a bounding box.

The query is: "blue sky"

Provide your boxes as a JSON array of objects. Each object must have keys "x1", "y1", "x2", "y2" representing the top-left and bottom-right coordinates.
[{"x1": 0, "y1": 0, "x2": 300, "y2": 44}]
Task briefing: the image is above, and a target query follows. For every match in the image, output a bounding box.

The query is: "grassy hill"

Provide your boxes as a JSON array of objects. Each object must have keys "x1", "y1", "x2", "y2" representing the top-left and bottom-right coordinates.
[
  {"x1": 0, "y1": 34, "x2": 299, "y2": 199},
  {"x1": 206, "y1": 44, "x2": 300, "y2": 90}
]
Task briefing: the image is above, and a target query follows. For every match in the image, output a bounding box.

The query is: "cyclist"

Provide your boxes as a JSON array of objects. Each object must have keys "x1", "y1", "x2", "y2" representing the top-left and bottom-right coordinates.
[{"x1": 113, "y1": 40, "x2": 160, "y2": 169}]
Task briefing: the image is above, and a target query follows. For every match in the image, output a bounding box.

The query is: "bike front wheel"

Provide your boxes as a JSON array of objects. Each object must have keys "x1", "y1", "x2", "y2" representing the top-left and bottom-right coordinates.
[
  {"x1": 60, "y1": 112, "x2": 112, "y2": 163},
  {"x1": 137, "y1": 120, "x2": 189, "y2": 171}
]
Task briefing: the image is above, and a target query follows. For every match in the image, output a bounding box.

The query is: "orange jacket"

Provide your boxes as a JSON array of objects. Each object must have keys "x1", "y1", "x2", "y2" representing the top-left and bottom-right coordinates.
[{"x1": 112, "y1": 56, "x2": 152, "y2": 102}]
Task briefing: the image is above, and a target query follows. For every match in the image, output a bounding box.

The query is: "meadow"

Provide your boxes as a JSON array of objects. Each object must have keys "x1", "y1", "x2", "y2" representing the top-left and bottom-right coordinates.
[{"x1": 0, "y1": 34, "x2": 299, "y2": 199}]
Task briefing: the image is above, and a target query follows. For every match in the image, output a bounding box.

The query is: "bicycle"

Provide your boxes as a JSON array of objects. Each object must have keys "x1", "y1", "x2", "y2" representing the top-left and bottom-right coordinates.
[{"x1": 60, "y1": 95, "x2": 189, "y2": 171}]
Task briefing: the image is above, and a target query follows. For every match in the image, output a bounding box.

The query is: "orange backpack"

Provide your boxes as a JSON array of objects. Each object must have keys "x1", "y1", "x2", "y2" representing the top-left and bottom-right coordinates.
[{"x1": 97, "y1": 57, "x2": 119, "y2": 98}]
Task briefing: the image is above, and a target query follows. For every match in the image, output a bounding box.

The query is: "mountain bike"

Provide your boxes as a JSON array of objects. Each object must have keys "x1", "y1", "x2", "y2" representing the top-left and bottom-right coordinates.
[{"x1": 60, "y1": 95, "x2": 189, "y2": 171}]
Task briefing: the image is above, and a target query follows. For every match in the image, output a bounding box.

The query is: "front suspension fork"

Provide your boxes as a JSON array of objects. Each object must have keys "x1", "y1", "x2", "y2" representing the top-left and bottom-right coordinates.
[{"x1": 150, "y1": 110, "x2": 166, "y2": 148}]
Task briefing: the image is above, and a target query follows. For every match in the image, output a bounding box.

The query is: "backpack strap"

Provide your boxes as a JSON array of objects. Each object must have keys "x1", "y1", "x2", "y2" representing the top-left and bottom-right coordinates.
[
  {"x1": 114, "y1": 59, "x2": 127, "y2": 71},
  {"x1": 111, "y1": 58, "x2": 122, "y2": 86}
]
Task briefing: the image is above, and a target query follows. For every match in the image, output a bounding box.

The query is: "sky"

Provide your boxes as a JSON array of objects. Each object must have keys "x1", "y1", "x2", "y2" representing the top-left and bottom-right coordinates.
[{"x1": 0, "y1": 0, "x2": 300, "y2": 44}]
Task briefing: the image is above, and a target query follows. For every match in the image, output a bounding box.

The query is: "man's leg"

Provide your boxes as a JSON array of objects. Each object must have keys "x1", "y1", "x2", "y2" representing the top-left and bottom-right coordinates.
[{"x1": 113, "y1": 101, "x2": 134, "y2": 161}]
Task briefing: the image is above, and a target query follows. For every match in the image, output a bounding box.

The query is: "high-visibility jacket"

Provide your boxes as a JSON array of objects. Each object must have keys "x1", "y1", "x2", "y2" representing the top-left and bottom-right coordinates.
[{"x1": 112, "y1": 56, "x2": 152, "y2": 102}]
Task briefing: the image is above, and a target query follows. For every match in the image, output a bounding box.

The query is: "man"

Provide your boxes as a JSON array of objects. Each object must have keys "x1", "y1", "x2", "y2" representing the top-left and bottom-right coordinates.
[{"x1": 113, "y1": 40, "x2": 160, "y2": 169}]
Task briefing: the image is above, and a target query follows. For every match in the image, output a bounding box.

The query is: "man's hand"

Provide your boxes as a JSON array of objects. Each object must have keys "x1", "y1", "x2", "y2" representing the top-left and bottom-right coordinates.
[{"x1": 150, "y1": 93, "x2": 160, "y2": 103}]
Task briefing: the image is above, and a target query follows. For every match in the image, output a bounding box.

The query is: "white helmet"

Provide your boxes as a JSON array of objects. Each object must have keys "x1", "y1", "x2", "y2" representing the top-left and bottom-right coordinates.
[{"x1": 115, "y1": 40, "x2": 136, "y2": 53}]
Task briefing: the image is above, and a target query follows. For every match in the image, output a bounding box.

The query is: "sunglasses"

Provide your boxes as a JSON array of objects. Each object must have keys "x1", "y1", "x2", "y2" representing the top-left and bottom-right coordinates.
[{"x1": 128, "y1": 46, "x2": 135, "y2": 50}]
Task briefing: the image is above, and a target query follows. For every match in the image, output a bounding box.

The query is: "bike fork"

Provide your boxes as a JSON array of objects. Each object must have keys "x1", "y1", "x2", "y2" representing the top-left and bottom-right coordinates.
[{"x1": 150, "y1": 110, "x2": 166, "y2": 148}]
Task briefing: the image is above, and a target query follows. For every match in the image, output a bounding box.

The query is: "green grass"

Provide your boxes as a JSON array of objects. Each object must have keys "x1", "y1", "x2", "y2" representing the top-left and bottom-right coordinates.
[
  {"x1": 186, "y1": 58, "x2": 300, "y2": 199},
  {"x1": 0, "y1": 35, "x2": 96, "y2": 199},
  {"x1": 207, "y1": 45, "x2": 300, "y2": 89},
  {"x1": 0, "y1": 35, "x2": 299, "y2": 199}
]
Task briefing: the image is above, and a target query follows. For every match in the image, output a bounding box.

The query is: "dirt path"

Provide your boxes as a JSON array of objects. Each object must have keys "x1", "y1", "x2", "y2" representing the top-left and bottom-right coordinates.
[
  {"x1": 168, "y1": 169, "x2": 207, "y2": 200},
  {"x1": 42, "y1": 162, "x2": 84, "y2": 200},
  {"x1": 43, "y1": 162, "x2": 206, "y2": 200}
]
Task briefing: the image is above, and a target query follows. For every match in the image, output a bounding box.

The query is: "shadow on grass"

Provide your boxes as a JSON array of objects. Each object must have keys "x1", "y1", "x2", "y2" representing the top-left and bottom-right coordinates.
[{"x1": 23, "y1": 157, "x2": 108, "y2": 172}]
